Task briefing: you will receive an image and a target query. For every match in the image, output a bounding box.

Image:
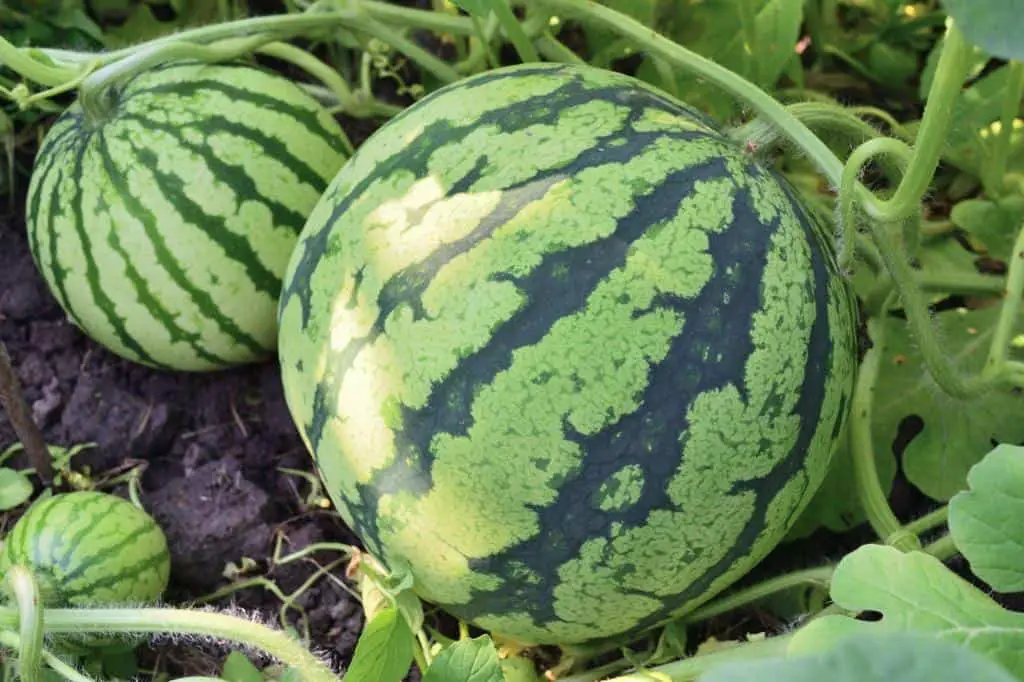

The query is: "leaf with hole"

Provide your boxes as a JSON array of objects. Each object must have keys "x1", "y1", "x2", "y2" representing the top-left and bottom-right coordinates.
[
  {"x1": 871, "y1": 300, "x2": 1024, "y2": 501},
  {"x1": 788, "y1": 545, "x2": 1024, "y2": 677}
]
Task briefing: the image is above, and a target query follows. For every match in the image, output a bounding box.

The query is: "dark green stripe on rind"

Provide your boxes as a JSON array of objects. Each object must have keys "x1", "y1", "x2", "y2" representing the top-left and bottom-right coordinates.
[
  {"x1": 96, "y1": 133, "x2": 270, "y2": 358},
  {"x1": 121, "y1": 114, "x2": 311, "y2": 235},
  {"x1": 457, "y1": 171, "x2": 843, "y2": 635},
  {"x1": 72, "y1": 142, "x2": 165, "y2": 367},
  {"x1": 100, "y1": 195, "x2": 236, "y2": 369},
  {"x1": 119, "y1": 137, "x2": 281, "y2": 299},
  {"x1": 344, "y1": 153, "x2": 731, "y2": 550},
  {"x1": 26, "y1": 117, "x2": 90, "y2": 324},
  {"x1": 279, "y1": 76, "x2": 717, "y2": 331},
  {"x1": 131, "y1": 79, "x2": 342, "y2": 171}
]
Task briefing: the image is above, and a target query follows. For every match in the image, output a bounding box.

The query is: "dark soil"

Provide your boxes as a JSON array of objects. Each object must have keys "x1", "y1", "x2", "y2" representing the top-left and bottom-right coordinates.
[{"x1": 0, "y1": 204, "x2": 369, "y2": 677}]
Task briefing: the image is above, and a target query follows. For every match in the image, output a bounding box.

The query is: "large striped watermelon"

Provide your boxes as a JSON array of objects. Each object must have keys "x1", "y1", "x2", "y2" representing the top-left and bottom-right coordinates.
[
  {"x1": 25, "y1": 61, "x2": 349, "y2": 371},
  {"x1": 277, "y1": 63, "x2": 859, "y2": 645},
  {"x1": 0, "y1": 491, "x2": 170, "y2": 609}
]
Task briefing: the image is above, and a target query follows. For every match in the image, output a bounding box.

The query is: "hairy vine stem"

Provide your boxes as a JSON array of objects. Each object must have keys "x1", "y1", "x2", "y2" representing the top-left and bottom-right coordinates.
[
  {"x1": 5, "y1": 567, "x2": 43, "y2": 682},
  {"x1": 850, "y1": 313, "x2": 921, "y2": 551},
  {"x1": 0, "y1": 606, "x2": 337, "y2": 682}
]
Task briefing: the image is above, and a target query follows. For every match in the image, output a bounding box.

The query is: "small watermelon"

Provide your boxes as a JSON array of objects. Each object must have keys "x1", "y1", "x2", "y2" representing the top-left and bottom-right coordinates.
[
  {"x1": 25, "y1": 60, "x2": 349, "y2": 371},
  {"x1": 0, "y1": 491, "x2": 170, "y2": 608},
  {"x1": 277, "y1": 63, "x2": 859, "y2": 645}
]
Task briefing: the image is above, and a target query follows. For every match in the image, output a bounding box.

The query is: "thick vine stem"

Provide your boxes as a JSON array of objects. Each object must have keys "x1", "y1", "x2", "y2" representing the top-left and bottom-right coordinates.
[
  {"x1": 0, "y1": 341, "x2": 53, "y2": 483},
  {"x1": 983, "y1": 220, "x2": 1024, "y2": 379},
  {"x1": 78, "y1": 36, "x2": 278, "y2": 124},
  {"x1": 561, "y1": 633, "x2": 794, "y2": 682},
  {"x1": 857, "y1": 24, "x2": 973, "y2": 223},
  {"x1": 33, "y1": 2, "x2": 475, "y2": 70},
  {"x1": 851, "y1": 315, "x2": 921, "y2": 552},
  {"x1": 535, "y1": 0, "x2": 850, "y2": 189},
  {"x1": 734, "y1": 102, "x2": 906, "y2": 184},
  {"x1": 0, "y1": 39, "x2": 80, "y2": 87},
  {"x1": 0, "y1": 607, "x2": 337, "y2": 682},
  {"x1": 682, "y1": 566, "x2": 834, "y2": 624},
  {"x1": 5, "y1": 566, "x2": 44, "y2": 682},
  {"x1": 838, "y1": 137, "x2": 913, "y2": 272},
  {"x1": 923, "y1": 534, "x2": 958, "y2": 562}
]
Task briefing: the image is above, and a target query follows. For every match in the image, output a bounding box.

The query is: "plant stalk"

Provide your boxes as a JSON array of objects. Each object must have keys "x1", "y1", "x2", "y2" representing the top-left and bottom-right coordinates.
[
  {"x1": 0, "y1": 607, "x2": 338, "y2": 682},
  {"x1": 850, "y1": 314, "x2": 920, "y2": 551},
  {"x1": 0, "y1": 341, "x2": 53, "y2": 484},
  {"x1": 683, "y1": 566, "x2": 835, "y2": 624},
  {"x1": 563, "y1": 632, "x2": 794, "y2": 682},
  {"x1": 6, "y1": 567, "x2": 43, "y2": 682},
  {"x1": 983, "y1": 220, "x2": 1024, "y2": 378}
]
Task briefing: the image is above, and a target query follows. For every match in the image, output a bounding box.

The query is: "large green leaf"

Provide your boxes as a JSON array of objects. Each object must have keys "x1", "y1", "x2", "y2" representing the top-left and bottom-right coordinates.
[
  {"x1": 872, "y1": 302, "x2": 1024, "y2": 502},
  {"x1": 940, "y1": 0, "x2": 1024, "y2": 61},
  {"x1": 790, "y1": 545, "x2": 1024, "y2": 677},
  {"x1": 949, "y1": 444, "x2": 1024, "y2": 592},
  {"x1": 703, "y1": 632, "x2": 1017, "y2": 682}
]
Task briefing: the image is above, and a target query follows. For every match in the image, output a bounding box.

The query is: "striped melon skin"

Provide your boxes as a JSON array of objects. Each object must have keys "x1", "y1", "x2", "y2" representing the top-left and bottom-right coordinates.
[
  {"x1": 25, "y1": 61, "x2": 348, "y2": 371},
  {"x1": 0, "y1": 491, "x2": 170, "y2": 608},
  {"x1": 278, "y1": 63, "x2": 859, "y2": 645}
]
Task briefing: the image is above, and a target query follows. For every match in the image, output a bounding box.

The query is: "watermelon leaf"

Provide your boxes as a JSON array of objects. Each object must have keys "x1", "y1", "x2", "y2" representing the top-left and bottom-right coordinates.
[
  {"x1": 939, "y1": 0, "x2": 1024, "y2": 61},
  {"x1": 702, "y1": 632, "x2": 1017, "y2": 682},
  {"x1": 0, "y1": 468, "x2": 33, "y2": 511},
  {"x1": 949, "y1": 444, "x2": 1024, "y2": 592},
  {"x1": 422, "y1": 636, "x2": 504, "y2": 682},
  {"x1": 950, "y1": 197, "x2": 1024, "y2": 261},
  {"x1": 788, "y1": 545, "x2": 1024, "y2": 677},
  {"x1": 342, "y1": 607, "x2": 415, "y2": 682},
  {"x1": 871, "y1": 301, "x2": 1024, "y2": 502}
]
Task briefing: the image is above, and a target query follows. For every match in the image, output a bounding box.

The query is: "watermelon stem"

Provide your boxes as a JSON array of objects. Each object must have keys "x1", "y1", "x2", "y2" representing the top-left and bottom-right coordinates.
[
  {"x1": 560, "y1": 631, "x2": 795, "y2": 682},
  {"x1": 983, "y1": 220, "x2": 1024, "y2": 380},
  {"x1": 0, "y1": 36, "x2": 81, "y2": 88},
  {"x1": 490, "y1": 0, "x2": 541, "y2": 64},
  {"x1": 536, "y1": 0, "x2": 849, "y2": 188},
  {"x1": 0, "y1": 606, "x2": 340, "y2": 682},
  {"x1": 0, "y1": 341, "x2": 54, "y2": 484},
  {"x1": 681, "y1": 566, "x2": 835, "y2": 626},
  {"x1": 77, "y1": 35, "x2": 282, "y2": 125},
  {"x1": 4, "y1": 566, "x2": 44, "y2": 682},
  {"x1": 850, "y1": 314, "x2": 922, "y2": 552}
]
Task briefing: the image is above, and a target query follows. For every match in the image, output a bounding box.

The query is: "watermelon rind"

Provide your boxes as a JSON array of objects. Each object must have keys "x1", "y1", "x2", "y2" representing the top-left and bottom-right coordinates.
[
  {"x1": 25, "y1": 60, "x2": 349, "y2": 371},
  {"x1": 277, "y1": 62, "x2": 859, "y2": 645}
]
